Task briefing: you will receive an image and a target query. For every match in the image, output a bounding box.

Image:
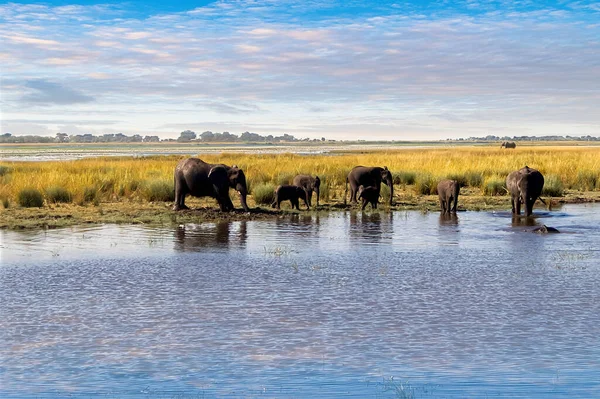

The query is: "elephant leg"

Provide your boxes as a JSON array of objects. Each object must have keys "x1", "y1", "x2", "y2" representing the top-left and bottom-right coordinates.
[
  {"x1": 292, "y1": 198, "x2": 300, "y2": 210},
  {"x1": 516, "y1": 198, "x2": 522, "y2": 215},
  {"x1": 173, "y1": 180, "x2": 189, "y2": 211},
  {"x1": 361, "y1": 199, "x2": 367, "y2": 210},
  {"x1": 439, "y1": 197, "x2": 445, "y2": 213},
  {"x1": 372, "y1": 200, "x2": 378, "y2": 210},
  {"x1": 307, "y1": 189, "x2": 313, "y2": 207},
  {"x1": 452, "y1": 196, "x2": 458, "y2": 212},
  {"x1": 510, "y1": 195, "x2": 516, "y2": 214}
]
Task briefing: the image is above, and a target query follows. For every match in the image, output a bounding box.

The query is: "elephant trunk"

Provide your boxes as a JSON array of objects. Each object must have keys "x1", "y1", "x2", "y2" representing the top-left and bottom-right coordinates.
[
  {"x1": 387, "y1": 177, "x2": 394, "y2": 205},
  {"x1": 237, "y1": 183, "x2": 249, "y2": 211},
  {"x1": 315, "y1": 186, "x2": 320, "y2": 206}
]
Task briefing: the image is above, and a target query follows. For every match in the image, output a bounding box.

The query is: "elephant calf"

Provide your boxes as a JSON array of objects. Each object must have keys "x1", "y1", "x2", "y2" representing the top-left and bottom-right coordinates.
[
  {"x1": 357, "y1": 185, "x2": 380, "y2": 210},
  {"x1": 293, "y1": 174, "x2": 320, "y2": 207},
  {"x1": 437, "y1": 179, "x2": 459, "y2": 213},
  {"x1": 271, "y1": 185, "x2": 310, "y2": 210}
]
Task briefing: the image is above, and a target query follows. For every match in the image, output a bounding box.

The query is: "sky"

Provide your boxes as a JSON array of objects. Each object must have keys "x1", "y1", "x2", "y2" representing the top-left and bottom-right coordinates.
[{"x1": 1, "y1": 0, "x2": 599, "y2": 140}]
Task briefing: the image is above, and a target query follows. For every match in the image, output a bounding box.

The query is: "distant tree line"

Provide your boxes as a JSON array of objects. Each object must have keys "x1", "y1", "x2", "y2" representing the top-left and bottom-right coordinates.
[
  {"x1": 451, "y1": 135, "x2": 600, "y2": 142},
  {"x1": 0, "y1": 131, "x2": 327, "y2": 143}
]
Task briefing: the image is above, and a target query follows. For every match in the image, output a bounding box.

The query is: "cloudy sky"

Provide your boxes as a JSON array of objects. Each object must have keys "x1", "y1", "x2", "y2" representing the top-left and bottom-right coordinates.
[{"x1": 1, "y1": 0, "x2": 599, "y2": 140}]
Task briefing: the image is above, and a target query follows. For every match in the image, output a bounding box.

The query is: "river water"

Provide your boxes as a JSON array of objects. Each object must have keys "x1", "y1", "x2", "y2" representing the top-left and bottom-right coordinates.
[{"x1": 1, "y1": 204, "x2": 599, "y2": 398}]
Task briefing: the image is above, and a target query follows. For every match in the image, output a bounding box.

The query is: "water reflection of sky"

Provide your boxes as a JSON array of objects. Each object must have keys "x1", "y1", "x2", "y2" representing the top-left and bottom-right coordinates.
[{"x1": 1, "y1": 204, "x2": 599, "y2": 398}]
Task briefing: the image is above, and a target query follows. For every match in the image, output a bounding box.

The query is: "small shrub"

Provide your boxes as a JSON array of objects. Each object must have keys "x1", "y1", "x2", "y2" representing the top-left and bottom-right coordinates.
[
  {"x1": 482, "y1": 176, "x2": 506, "y2": 196},
  {"x1": 542, "y1": 175, "x2": 564, "y2": 197},
  {"x1": 252, "y1": 183, "x2": 276, "y2": 205},
  {"x1": 143, "y1": 180, "x2": 175, "y2": 202},
  {"x1": 0, "y1": 165, "x2": 10, "y2": 176},
  {"x1": 1, "y1": 197, "x2": 9, "y2": 209},
  {"x1": 575, "y1": 171, "x2": 598, "y2": 191},
  {"x1": 394, "y1": 171, "x2": 417, "y2": 185},
  {"x1": 414, "y1": 173, "x2": 436, "y2": 195},
  {"x1": 18, "y1": 188, "x2": 44, "y2": 207},
  {"x1": 46, "y1": 186, "x2": 73, "y2": 203},
  {"x1": 98, "y1": 178, "x2": 116, "y2": 194}
]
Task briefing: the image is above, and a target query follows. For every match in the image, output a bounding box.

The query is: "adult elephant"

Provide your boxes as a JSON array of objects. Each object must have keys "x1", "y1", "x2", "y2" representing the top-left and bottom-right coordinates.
[
  {"x1": 292, "y1": 174, "x2": 320, "y2": 206},
  {"x1": 501, "y1": 141, "x2": 516, "y2": 148},
  {"x1": 345, "y1": 166, "x2": 393, "y2": 206},
  {"x1": 172, "y1": 157, "x2": 249, "y2": 211},
  {"x1": 506, "y1": 166, "x2": 544, "y2": 216},
  {"x1": 437, "y1": 179, "x2": 459, "y2": 213}
]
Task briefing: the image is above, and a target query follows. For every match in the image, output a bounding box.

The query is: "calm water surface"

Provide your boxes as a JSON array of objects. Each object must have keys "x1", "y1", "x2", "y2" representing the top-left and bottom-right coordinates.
[{"x1": 1, "y1": 204, "x2": 600, "y2": 398}]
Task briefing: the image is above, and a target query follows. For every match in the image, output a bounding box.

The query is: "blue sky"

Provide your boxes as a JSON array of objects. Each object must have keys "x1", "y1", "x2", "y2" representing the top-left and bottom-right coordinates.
[{"x1": 1, "y1": 0, "x2": 599, "y2": 140}]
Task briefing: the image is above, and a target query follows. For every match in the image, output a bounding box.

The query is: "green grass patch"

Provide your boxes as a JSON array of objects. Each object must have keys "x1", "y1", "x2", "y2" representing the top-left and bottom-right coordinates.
[
  {"x1": 414, "y1": 173, "x2": 437, "y2": 195},
  {"x1": 252, "y1": 183, "x2": 276, "y2": 205},
  {"x1": 18, "y1": 188, "x2": 44, "y2": 207},
  {"x1": 0, "y1": 165, "x2": 10, "y2": 176},
  {"x1": 46, "y1": 186, "x2": 73, "y2": 203},
  {"x1": 394, "y1": 171, "x2": 417, "y2": 185},
  {"x1": 542, "y1": 174, "x2": 564, "y2": 197},
  {"x1": 482, "y1": 176, "x2": 506, "y2": 196},
  {"x1": 574, "y1": 171, "x2": 598, "y2": 191},
  {"x1": 142, "y1": 179, "x2": 175, "y2": 202}
]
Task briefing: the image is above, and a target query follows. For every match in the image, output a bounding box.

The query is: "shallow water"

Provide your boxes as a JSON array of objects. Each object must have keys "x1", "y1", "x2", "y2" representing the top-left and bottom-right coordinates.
[{"x1": 1, "y1": 204, "x2": 600, "y2": 398}]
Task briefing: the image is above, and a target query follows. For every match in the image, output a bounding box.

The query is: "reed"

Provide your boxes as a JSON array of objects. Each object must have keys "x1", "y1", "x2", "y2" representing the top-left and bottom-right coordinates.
[
  {"x1": 17, "y1": 188, "x2": 44, "y2": 207},
  {"x1": 252, "y1": 183, "x2": 276, "y2": 205},
  {"x1": 0, "y1": 146, "x2": 597, "y2": 208}
]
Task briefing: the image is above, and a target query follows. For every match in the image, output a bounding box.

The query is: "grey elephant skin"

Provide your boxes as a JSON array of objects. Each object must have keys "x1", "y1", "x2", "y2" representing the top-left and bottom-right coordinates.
[
  {"x1": 293, "y1": 175, "x2": 320, "y2": 207},
  {"x1": 501, "y1": 141, "x2": 516, "y2": 148},
  {"x1": 345, "y1": 166, "x2": 393, "y2": 206},
  {"x1": 272, "y1": 185, "x2": 310, "y2": 210},
  {"x1": 357, "y1": 185, "x2": 379, "y2": 210},
  {"x1": 437, "y1": 179, "x2": 459, "y2": 213},
  {"x1": 173, "y1": 157, "x2": 249, "y2": 211},
  {"x1": 506, "y1": 166, "x2": 544, "y2": 216}
]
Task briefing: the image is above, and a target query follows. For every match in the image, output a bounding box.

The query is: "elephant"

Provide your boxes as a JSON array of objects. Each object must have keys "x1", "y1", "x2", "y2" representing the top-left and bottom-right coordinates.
[
  {"x1": 172, "y1": 157, "x2": 249, "y2": 211},
  {"x1": 437, "y1": 179, "x2": 460, "y2": 213},
  {"x1": 345, "y1": 166, "x2": 393, "y2": 206},
  {"x1": 271, "y1": 185, "x2": 310, "y2": 210},
  {"x1": 292, "y1": 174, "x2": 320, "y2": 207},
  {"x1": 501, "y1": 141, "x2": 516, "y2": 148},
  {"x1": 357, "y1": 185, "x2": 380, "y2": 210},
  {"x1": 533, "y1": 225, "x2": 560, "y2": 234},
  {"x1": 506, "y1": 165, "x2": 544, "y2": 216}
]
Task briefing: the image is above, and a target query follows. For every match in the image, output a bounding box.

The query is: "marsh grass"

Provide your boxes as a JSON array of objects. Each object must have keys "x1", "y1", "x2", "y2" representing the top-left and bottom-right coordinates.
[
  {"x1": 252, "y1": 183, "x2": 276, "y2": 205},
  {"x1": 2, "y1": 197, "x2": 9, "y2": 209},
  {"x1": 18, "y1": 188, "x2": 44, "y2": 207},
  {"x1": 0, "y1": 165, "x2": 10, "y2": 176},
  {"x1": 0, "y1": 147, "x2": 598, "y2": 208},
  {"x1": 46, "y1": 186, "x2": 73, "y2": 203}
]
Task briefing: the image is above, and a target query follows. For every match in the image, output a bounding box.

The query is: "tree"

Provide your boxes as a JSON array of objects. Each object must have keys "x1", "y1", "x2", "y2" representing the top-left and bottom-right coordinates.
[
  {"x1": 200, "y1": 131, "x2": 214, "y2": 141},
  {"x1": 55, "y1": 133, "x2": 68, "y2": 143},
  {"x1": 178, "y1": 130, "x2": 196, "y2": 141}
]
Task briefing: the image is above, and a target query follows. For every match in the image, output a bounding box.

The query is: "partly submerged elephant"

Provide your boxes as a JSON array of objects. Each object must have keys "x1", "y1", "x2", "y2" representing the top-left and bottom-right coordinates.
[
  {"x1": 506, "y1": 165, "x2": 544, "y2": 216},
  {"x1": 293, "y1": 174, "x2": 320, "y2": 207},
  {"x1": 172, "y1": 157, "x2": 249, "y2": 211},
  {"x1": 357, "y1": 185, "x2": 380, "y2": 210},
  {"x1": 437, "y1": 179, "x2": 460, "y2": 213},
  {"x1": 345, "y1": 166, "x2": 393, "y2": 206},
  {"x1": 272, "y1": 185, "x2": 310, "y2": 210}
]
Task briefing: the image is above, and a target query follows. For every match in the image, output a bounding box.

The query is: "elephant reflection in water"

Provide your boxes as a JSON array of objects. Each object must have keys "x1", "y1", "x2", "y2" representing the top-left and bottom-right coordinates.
[
  {"x1": 439, "y1": 212, "x2": 459, "y2": 226},
  {"x1": 350, "y1": 211, "x2": 393, "y2": 243},
  {"x1": 511, "y1": 215, "x2": 540, "y2": 228},
  {"x1": 174, "y1": 221, "x2": 247, "y2": 251}
]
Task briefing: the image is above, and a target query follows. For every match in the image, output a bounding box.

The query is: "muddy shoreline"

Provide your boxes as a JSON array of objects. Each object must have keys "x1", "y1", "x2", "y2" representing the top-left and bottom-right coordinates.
[{"x1": 2, "y1": 191, "x2": 598, "y2": 230}]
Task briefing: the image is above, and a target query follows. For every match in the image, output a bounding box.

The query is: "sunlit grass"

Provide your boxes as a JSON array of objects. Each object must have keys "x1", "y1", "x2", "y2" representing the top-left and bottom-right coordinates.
[{"x1": 0, "y1": 147, "x2": 598, "y2": 208}]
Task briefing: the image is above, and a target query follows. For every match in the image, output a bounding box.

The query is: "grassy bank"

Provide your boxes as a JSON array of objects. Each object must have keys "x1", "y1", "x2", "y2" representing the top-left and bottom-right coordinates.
[{"x1": 1, "y1": 146, "x2": 599, "y2": 228}]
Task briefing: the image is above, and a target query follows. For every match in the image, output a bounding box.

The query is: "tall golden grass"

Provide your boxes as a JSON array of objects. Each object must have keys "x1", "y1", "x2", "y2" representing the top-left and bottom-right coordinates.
[{"x1": 0, "y1": 147, "x2": 598, "y2": 206}]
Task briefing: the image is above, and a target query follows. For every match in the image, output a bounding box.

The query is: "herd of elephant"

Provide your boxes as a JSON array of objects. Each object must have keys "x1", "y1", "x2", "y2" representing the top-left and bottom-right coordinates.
[{"x1": 172, "y1": 157, "x2": 546, "y2": 217}]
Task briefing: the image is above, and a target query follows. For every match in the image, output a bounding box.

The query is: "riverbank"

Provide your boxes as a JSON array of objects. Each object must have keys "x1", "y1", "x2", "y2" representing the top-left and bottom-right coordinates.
[{"x1": 2, "y1": 189, "x2": 598, "y2": 230}]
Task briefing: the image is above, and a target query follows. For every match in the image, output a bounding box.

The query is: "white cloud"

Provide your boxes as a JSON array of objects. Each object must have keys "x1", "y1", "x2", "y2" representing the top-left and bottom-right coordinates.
[{"x1": 1, "y1": 1, "x2": 599, "y2": 139}]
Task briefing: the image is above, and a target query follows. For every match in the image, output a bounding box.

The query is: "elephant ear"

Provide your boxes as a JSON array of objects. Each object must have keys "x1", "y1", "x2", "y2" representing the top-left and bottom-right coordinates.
[{"x1": 208, "y1": 165, "x2": 229, "y2": 191}]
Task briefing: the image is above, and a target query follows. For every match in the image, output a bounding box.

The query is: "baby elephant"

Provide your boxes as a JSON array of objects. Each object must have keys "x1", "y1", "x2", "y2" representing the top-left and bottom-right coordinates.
[
  {"x1": 437, "y1": 179, "x2": 460, "y2": 213},
  {"x1": 357, "y1": 185, "x2": 380, "y2": 210},
  {"x1": 271, "y1": 185, "x2": 310, "y2": 210}
]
